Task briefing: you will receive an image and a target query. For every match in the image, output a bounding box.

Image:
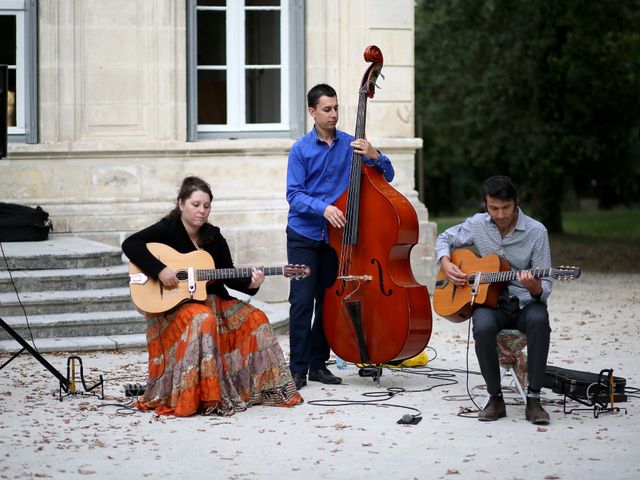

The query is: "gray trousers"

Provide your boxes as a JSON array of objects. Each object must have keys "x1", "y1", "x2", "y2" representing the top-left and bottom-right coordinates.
[{"x1": 472, "y1": 297, "x2": 551, "y2": 395}]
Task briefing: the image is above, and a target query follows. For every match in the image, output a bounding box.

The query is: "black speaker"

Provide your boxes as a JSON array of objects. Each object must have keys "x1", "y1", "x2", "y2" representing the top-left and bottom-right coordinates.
[{"x1": 0, "y1": 64, "x2": 7, "y2": 159}]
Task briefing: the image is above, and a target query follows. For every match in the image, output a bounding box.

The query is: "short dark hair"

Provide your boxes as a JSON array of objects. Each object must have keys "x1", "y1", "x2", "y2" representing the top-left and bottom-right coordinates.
[
  {"x1": 307, "y1": 83, "x2": 337, "y2": 108},
  {"x1": 482, "y1": 175, "x2": 519, "y2": 204}
]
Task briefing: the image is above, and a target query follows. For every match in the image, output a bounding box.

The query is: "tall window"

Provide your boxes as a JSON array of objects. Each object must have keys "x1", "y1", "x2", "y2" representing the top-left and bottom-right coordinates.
[
  {"x1": 0, "y1": 0, "x2": 37, "y2": 143},
  {"x1": 187, "y1": 0, "x2": 304, "y2": 139}
]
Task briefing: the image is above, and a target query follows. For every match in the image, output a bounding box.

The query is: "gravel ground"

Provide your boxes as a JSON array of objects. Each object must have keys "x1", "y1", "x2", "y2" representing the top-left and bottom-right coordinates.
[{"x1": 1, "y1": 273, "x2": 638, "y2": 480}]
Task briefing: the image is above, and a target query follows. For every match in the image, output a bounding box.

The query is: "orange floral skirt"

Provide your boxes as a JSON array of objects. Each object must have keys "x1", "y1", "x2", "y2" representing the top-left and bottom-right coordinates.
[{"x1": 135, "y1": 295, "x2": 302, "y2": 417}]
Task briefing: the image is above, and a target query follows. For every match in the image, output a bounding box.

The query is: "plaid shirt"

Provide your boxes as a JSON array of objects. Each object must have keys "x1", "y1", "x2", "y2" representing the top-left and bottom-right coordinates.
[{"x1": 435, "y1": 207, "x2": 552, "y2": 307}]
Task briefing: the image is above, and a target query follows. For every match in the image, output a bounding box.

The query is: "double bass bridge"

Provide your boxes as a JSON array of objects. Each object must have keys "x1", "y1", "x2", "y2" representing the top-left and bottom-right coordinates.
[
  {"x1": 337, "y1": 274, "x2": 372, "y2": 281},
  {"x1": 337, "y1": 274, "x2": 371, "y2": 301}
]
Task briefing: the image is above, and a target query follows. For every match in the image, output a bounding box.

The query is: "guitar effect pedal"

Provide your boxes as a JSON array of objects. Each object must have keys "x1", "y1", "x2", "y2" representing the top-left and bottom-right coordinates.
[{"x1": 123, "y1": 383, "x2": 146, "y2": 397}]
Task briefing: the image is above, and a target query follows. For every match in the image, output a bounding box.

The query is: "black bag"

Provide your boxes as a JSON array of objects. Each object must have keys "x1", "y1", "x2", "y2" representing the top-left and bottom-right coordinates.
[
  {"x1": 0, "y1": 202, "x2": 53, "y2": 242},
  {"x1": 544, "y1": 365, "x2": 627, "y2": 402}
]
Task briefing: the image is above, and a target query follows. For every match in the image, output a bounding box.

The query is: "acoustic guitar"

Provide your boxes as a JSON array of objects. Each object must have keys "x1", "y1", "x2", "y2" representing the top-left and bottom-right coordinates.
[
  {"x1": 128, "y1": 243, "x2": 310, "y2": 314},
  {"x1": 433, "y1": 248, "x2": 580, "y2": 323}
]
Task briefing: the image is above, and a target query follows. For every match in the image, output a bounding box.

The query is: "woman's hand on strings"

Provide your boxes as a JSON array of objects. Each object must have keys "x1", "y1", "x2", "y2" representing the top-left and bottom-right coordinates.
[
  {"x1": 158, "y1": 267, "x2": 179, "y2": 287},
  {"x1": 249, "y1": 267, "x2": 265, "y2": 289}
]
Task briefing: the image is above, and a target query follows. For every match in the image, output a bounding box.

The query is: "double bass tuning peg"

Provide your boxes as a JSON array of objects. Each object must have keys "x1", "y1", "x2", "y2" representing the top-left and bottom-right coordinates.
[{"x1": 371, "y1": 72, "x2": 385, "y2": 90}]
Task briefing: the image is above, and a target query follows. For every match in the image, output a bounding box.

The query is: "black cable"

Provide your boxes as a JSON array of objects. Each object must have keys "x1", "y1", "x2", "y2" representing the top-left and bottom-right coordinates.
[
  {"x1": 464, "y1": 318, "x2": 483, "y2": 414},
  {"x1": 96, "y1": 397, "x2": 141, "y2": 415},
  {"x1": 0, "y1": 242, "x2": 39, "y2": 351},
  {"x1": 306, "y1": 390, "x2": 423, "y2": 419},
  {"x1": 307, "y1": 346, "x2": 465, "y2": 421},
  {"x1": 318, "y1": 317, "x2": 640, "y2": 421}
]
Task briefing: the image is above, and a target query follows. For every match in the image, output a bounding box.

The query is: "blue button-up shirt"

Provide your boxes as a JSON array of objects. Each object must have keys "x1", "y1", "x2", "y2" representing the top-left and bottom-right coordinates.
[{"x1": 286, "y1": 127, "x2": 394, "y2": 241}]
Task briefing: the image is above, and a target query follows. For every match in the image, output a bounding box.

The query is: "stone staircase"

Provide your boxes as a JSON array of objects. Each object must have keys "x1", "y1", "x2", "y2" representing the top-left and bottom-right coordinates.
[
  {"x1": 0, "y1": 236, "x2": 289, "y2": 353},
  {"x1": 0, "y1": 236, "x2": 147, "y2": 352}
]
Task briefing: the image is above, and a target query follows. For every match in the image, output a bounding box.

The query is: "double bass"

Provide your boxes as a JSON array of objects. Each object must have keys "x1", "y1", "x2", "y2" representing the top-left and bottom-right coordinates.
[{"x1": 323, "y1": 46, "x2": 433, "y2": 365}]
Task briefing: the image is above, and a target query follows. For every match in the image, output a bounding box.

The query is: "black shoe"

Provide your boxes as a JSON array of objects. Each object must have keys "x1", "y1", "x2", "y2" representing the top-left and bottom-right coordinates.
[
  {"x1": 308, "y1": 368, "x2": 342, "y2": 385},
  {"x1": 525, "y1": 397, "x2": 550, "y2": 425},
  {"x1": 478, "y1": 393, "x2": 507, "y2": 421},
  {"x1": 292, "y1": 371, "x2": 307, "y2": 390}
]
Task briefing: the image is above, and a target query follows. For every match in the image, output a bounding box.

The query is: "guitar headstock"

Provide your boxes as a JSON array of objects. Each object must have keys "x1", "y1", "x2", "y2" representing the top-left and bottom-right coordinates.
[
  {"x1": 283, "y1": 264, "x2": 311, "y2": 280},
  {"x1": 551, "y1": 266, "x2": 581, "y2": 280}
]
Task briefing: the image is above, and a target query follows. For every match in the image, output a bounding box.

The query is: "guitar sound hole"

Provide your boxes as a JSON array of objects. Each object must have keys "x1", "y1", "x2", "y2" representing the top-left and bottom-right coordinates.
[{"x1": 176, "y1": 271, "x2": 188, "y2": 280}]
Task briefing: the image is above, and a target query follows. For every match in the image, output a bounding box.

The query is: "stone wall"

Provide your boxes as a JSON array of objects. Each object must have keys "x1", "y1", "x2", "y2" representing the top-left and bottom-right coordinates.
[{"x1": 0, "y1": 0, "x2": 436, "y2": 301}]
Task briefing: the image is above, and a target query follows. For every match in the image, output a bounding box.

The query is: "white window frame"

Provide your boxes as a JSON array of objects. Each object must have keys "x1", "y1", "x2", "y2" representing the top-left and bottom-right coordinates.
[
  {"x1": 187, "y1": 0, "x2": 305, "y2": 140},
  {"x1": 1, "y1": 0, "x2": 37, "y2": 143}
]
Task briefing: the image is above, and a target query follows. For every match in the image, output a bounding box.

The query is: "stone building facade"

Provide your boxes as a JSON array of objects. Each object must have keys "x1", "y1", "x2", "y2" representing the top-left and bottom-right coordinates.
[{"x1": 1, "y1": 0, "x2": 436, "y2": 301}]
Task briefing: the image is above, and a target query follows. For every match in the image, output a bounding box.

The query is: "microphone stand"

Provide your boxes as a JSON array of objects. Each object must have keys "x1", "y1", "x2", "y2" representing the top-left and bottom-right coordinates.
[{"x1": 0, "y1": 317, "x2": 103, "y2": 400}]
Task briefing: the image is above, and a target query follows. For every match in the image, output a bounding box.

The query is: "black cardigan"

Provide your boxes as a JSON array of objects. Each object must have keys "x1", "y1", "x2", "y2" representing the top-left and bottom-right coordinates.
[{"x1": 121, "y1": 215, "x2": 258, "y2": 300}]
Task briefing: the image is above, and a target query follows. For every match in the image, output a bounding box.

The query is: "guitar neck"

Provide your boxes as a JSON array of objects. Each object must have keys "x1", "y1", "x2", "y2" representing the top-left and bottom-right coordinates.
[
  {"x1": 479, "y1": 268, "x2": 552, "y2": 284},
  {"x1": 197, "y1": 266, "x2": 284, "y2": 281}
]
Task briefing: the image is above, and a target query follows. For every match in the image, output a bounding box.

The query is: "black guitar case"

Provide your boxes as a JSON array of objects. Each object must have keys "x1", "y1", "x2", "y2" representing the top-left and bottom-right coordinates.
[{"x1": 544, "y1": 365, "x2": 627, "y2": 402}]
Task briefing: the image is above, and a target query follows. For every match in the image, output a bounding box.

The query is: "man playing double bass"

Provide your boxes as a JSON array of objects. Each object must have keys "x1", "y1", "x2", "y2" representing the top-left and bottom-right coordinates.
[
  {"x1": 285, "y1": 83, "x2": 395, "y2": 390},
  {"x1": 435, "y1": 175, "x2": 552, "y2": 424}
]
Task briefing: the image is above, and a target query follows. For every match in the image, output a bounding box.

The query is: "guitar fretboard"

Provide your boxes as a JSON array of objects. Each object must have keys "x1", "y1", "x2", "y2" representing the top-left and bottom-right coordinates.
[
  {"x1": 177, "y1": 267, "x2": 285, "y2": 281},
  {"x1": 476, "y1": 268, "x2": 554, "y2": 284}
]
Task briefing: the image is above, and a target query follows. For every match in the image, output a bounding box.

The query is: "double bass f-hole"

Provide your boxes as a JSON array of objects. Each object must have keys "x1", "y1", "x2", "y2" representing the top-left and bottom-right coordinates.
[{"x1": 371, "y1": 258, "x2": 392, "y2": 296}]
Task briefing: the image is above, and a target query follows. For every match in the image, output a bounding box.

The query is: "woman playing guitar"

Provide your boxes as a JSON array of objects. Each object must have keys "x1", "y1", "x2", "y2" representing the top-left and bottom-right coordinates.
[{"x1": 122, "y1": 175, "x2": 302, "y2": 416}]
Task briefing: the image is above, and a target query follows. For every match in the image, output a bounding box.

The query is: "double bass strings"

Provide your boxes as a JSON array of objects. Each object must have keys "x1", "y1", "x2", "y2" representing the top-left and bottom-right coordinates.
[
  {"x1": 333, "y1": 89, "x2": 368, "y2": 342},
  {"x1": 337, "y1": 86, "x2": 368, "y2": 282}
]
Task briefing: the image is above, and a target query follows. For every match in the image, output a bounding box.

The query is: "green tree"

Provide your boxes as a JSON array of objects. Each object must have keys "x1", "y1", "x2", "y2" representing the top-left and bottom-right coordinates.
[{"x1": 416, "y1": 0, "x2": 640, "y2": 231}]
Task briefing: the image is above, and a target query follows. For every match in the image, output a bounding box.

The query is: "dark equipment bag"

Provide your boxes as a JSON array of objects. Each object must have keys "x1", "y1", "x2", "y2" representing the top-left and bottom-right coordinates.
[
  {"x1": 0, "y1": 202, "x2": 53, "y2": 242},
  {"x1": 544, "y1": 365, "x2": 627, "y2": 402}
]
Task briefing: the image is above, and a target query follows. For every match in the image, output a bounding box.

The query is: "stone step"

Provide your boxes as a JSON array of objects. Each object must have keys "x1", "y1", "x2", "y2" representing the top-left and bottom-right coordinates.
[
  {"x1": 0, "y1": 236, "x2": 123, "y2": 270},
  {"x1": 0, "y1": 299, "x2": 289, "y2": 352},
  {"x1": 0, "y1": 310, "x2": 146, "y2": 341},
  {"x1": 0, "y1": 287, "x2": 134, "y2": 317},
  {"x1": 0, "y1": 264, "x2": 130, "y2": 293},
  {"x1": 0, "y1": 236, "x2": 291, "y2": 352},
  {"x1": 0, "y1": 333, "x2": 148, "y2": 353}
]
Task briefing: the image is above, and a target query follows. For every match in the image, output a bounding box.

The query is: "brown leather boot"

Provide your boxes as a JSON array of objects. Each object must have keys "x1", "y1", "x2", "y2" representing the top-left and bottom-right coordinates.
[
  {"x1": 525, "y1": 397, "x2": 550, "y2": 424},
  {"x1": 478, "y1": 393, "x2": 506, "y2": 421}
]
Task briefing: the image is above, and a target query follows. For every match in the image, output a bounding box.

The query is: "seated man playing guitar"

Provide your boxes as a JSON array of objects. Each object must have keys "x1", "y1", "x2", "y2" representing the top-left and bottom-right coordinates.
[
  {"x1": 122, "y1": 175, "x2": 302, "y2": 416},
  {"x1": 435, "y1": 175, "x2": 552, "y2": 424}
]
